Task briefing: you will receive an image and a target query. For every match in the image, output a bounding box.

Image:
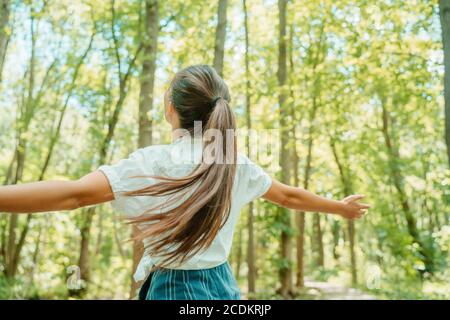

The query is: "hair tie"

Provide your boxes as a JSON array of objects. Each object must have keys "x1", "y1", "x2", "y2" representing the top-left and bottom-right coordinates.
[{"x1": 212, "y1": 96, "x2": 223, "y2": 106}]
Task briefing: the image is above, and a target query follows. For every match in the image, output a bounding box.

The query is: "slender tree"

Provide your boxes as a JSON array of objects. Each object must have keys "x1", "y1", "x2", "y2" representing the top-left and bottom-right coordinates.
[
  {"x1": 243, "y1": 0, "x2": 256, "y2": 296},
  {"x1": 379, "y1": 93, "x2": 432, "y2": 273},
  {"x1": 130, "y1": 0, "x2": 159, "y2": 298},
  {"x1": 3, "y1": 6, "x2": 59, "y2": 277},
  {"x1": 287, "y1": 21, "x2": 305, "y2": 289},
  {"x1": 213, "y1": 0, "x2": 227, "y2": 76},
  {"x1": 329, "y1": 136, "x2": 357, "y2": 285},
  {"x1": 1, "y1": 2, "x2": 91, "y2": 277},
  {"x1": 234, "y1": 225, "x2": 243, "y2": 278},
  {"x1": 276, "y1": 0, "x2": 293, "y2": 297},
  {"x1": 9, "y1": 32, "x2": 96, "y2": 279},
  {"x1": 77, "y1": 0, "x2": 143, "y2": 287},
  {"x1": 39, "y1": 33, "x2": 96, "y2": 181},
  {"x1": 310, "y1": 22, "x2": 326, "y2": 270},
  {"x1": 439, "y1": 0, "x2": 450, "y2": 166},
  {"x1": 0, "y1": 0, "x2": 10, "y2": 85},
  {"x1": 295, "y1": 19, "x2": 326, "y2": 288},
  {"x1": 138, "y1": 0, "x2": 158, "y2": 149}
]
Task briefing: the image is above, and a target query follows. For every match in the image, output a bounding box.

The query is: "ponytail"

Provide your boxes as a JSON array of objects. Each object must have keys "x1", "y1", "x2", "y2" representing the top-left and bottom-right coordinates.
[{"x1": 125, "y1": 65, "x2": 237, "y2": 268}]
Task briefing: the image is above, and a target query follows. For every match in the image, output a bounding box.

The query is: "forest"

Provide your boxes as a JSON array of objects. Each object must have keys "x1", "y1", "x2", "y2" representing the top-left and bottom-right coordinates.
[{"x1": 0, "y1": 0, "x2": 449, "y2": 300}]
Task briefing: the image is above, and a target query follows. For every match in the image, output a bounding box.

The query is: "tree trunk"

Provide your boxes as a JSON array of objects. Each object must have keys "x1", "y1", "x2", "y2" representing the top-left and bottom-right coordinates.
[
  {"x1": 3, "y1": 29, "x2": 92, "y2": 280},
  {"x1": 2, "y1": 5, "x2": 91, "y2": 280},
  {"x1": 347, "y1": 220, "x2": 357, "y2": 284},
  {"x1": 243, "y1": 0, "x2": 256, "y2": 297},
  {"x1": 331, "y1": 220, "x2": 341, "y2": 261},
  {"x1": 7, "y1": 33, "x2": 94, "y2": 280},
  {"x1": 95, "y1": 211, "x2": 104, "y2": 255},
  {"x1": 4, "y1": 12, "x2": 36, "y2": 278},
  {"x1": 77, "y1": 92, "x2": 124, "y2": 286},
  {"x1": 0, "y1": 0, "x2": 10, "y2": 84},
  {"x1": 312, "y1": 214, "x2": 324, "y2": 267},
  {"x1": 5, "y1": 145, "x2": 24, "y2": 277},
  {"x1": 246, "y1": 202, "x2": 256, "y2": 294},
  {"x1": 440, "y1": 0, "x2": 450, "y2": 166},
  {"x1": 76, "y1": 3, "x2": 143, "y2": 287},
  {"x1": 295, "y1": 214, "x2": 305, "y2": 288},
  {"x1": 25, "y1": 222, "x2": 43, "y2": 296},
  {"x1": 39, "y1": 32, "x2": 95, "y2": 181},
  {"x1": 296, "y1": 22, "x2": 325, "y2": 285},
  {"x1": 293, "y1": 136, "x2": 305, "y2": 288},
  {"x1": 26, "y1": 223, "x2": 42, "y2": 288},
  {"x1": 287, "y1": 22, "x2": 305, "y2": 290},
  {"x1": 235, "y1": 225, "x2": 243, "y2": 279},
  {"x1": 138, "y1": 0, "x2": 158, "y2": 148},
  {"x1": 277, "y1": 0, "x2": 293, "y2": 298},
  {"x1": 129, "y1": 0, "x2": 159, "y2": 299},
  {"x1": 296, "y1": 122, "x2": 315, "y2": 289},
  {"x1": 380, "y1": 100, "x2": 432, "y2": 273},
  {"x1": 213, "y1": 0, "x2": 227, "y2": 76},
  {"x1": 78, "y1": 207, "x2": 94, "y2": 284},
  {"x1": 329, "y1": 137, "x2": 357, "y2": 285},
  {"x1": 309, "y1": 41, "x2": 325, "y2": 271}
]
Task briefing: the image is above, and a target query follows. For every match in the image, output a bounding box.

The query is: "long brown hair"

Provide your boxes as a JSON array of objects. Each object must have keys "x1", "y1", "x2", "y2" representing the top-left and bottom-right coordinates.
[{"x1": 125, "y1": 65, "x2": 237, "y2": 267}]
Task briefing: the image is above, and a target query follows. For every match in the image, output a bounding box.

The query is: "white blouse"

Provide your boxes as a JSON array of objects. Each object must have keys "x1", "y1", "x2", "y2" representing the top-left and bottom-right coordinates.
[{"x1": 98, "y1": 135, "x2": 272, "y2": 282}]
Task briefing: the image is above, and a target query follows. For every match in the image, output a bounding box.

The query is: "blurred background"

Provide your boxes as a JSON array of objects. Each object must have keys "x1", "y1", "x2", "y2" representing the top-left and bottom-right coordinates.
[{"x1": 0, "y1": 0, "x2": 449, "y2": 299}]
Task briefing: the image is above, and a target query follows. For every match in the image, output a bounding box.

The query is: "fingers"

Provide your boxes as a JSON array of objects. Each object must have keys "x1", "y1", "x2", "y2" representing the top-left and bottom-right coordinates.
[
  {"x1": 355, "y1": 208, "x2": 369, "y2": 218},
  {"x1": 358, "y1": 203, "x2": 371, "y2": 209},
  {"x1": 344, "y1": 194, "x2": 365, "y2": 202},
  {"x1": 347, "y1": 208, "x2": 369, "y2": 220},
  {"x1": 340, "y1": 194, "x2": 371, "y2": 220}
]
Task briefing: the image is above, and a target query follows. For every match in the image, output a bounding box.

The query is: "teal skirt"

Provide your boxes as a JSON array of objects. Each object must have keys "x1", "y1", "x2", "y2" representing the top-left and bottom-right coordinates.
[{"x1": 139, "y1": 261, "x2": 241, "y2": 300}]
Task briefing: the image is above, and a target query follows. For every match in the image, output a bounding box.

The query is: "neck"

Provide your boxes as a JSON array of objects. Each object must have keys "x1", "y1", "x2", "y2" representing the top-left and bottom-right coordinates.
[{"x1": 172, "y1": 127, "x2": 188, "y2": 142}]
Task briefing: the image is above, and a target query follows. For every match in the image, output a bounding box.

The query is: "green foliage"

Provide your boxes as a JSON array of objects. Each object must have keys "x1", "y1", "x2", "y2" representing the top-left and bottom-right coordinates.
[{"x1": 0, "y1": 0, "x2": 448, "y2": 299}]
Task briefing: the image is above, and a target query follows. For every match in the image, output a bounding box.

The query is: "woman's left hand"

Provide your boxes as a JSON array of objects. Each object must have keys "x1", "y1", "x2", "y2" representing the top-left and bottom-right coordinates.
[{"x1": 338, "y1": 195, "x2": 371, "y2": 220}]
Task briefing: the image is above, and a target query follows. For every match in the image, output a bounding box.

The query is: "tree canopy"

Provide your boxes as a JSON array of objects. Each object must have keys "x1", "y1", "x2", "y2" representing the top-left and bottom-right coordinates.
[{"x1": 0, "y1": 0, "x2": 448, "y2": 299}]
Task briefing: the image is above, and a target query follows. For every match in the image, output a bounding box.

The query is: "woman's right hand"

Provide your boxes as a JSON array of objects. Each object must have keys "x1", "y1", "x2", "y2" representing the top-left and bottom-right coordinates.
[{"x1": 339, "y1": 195, "x2": 371, "y2": 220}]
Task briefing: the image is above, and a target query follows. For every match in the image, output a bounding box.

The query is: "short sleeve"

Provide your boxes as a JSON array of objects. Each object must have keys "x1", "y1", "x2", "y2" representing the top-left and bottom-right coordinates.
[
  {"x1": 236, "y1": 154, "x2": 272, "y2": 206},
  {"x1": 98, "y1": 148, "x2": 157, "y2": 216}
]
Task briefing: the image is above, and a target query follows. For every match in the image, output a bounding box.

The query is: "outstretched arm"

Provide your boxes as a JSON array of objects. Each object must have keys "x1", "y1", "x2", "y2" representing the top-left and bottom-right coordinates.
[
  {"x1": 262, "y1": 178, "x2": 370, "y2": 219},
  {"x1": 0, "y1": 171, "x2": 114, "y2": 213}
]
